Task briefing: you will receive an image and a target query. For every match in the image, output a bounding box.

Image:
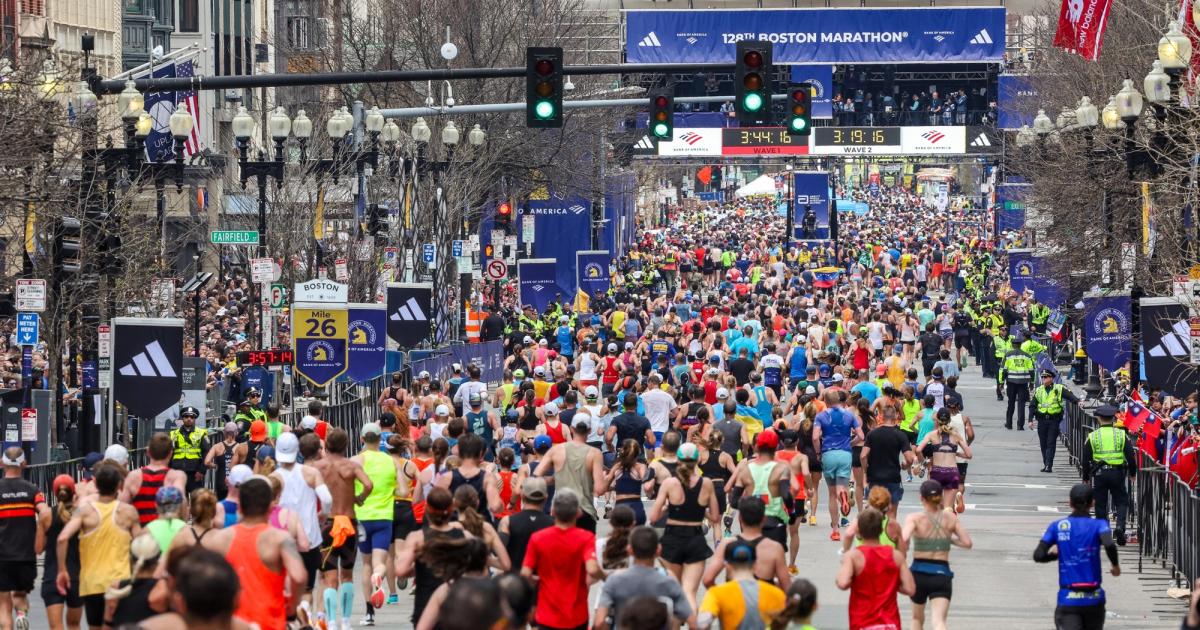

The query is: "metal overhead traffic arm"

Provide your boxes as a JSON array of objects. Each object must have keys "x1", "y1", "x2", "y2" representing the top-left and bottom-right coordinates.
[
  {"x1": 93, "y1": 63, "x2": 736, "y2": 95},
  {"x1": 375, "y1": 93, "x2": 789, "y2": 119}
]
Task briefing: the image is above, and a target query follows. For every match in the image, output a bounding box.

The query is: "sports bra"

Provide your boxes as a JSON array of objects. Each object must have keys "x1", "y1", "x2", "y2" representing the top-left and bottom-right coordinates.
[
  {"x1": 666, "y1": 476, "x2": 707, "y2": 523},
  {"x1": 922, "y1": 432, "x2": 958, "y2": 458},
  {"x1": 912, "y1": 509, "x2": 953, "y2": 553}
]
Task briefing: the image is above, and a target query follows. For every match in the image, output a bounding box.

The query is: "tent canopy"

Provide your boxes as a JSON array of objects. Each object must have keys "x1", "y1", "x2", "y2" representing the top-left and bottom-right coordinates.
[{"x1": 734, "y1": 174, "x2": 777, "y2": 198}]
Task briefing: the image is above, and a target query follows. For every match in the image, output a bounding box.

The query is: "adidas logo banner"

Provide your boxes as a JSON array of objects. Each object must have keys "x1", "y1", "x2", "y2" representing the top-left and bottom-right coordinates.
[
  {"x1": 112, "y1": 318, "x2": 184, "y2": 419},
  {"x1": 518, "y1": 258, "x2": 559, "y2": 314},
  {"x1": 970, "y1": 133, "x2": 991, "y2": 147},
  {"x1": 345, "y1": 304, "x2": 387, "y2": 384},
  {"x1": 1140, "y1": 297, "x2": 1200, "y2": 398},
  {"x1": 969, "y1": 29, "x2": 993, "y2": 45},
  {"x1": 637, "y1": 31, "x2": 661, "y2": 47},
  {"x1": 386, "y1": 282, "x2": 434, "y2": 348}
]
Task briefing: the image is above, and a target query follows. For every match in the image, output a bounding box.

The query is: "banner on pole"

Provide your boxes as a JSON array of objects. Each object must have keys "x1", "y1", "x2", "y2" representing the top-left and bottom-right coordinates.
[
  {"x1": 1083, "y1": 293, "x2": 1132, "y2": 371},
  {"x1": 1053, "y1": 0, "x2": 1114, "y2": 61},
  {"x1": 112, "y1": 318, "x2": 184, "y2": 419},
  {"x1": 292, "y1": 305, "x2": 349, "y2": 387},
  {"x1": 518, "y1": 259, "x2": 558, "y2": 313},
  {"x1": 576, "y1": 251, "x2": 611, "y2": 300},
  {"x1": 792, "y1": 172, "x2": 831, "y2": 240},
  {"x1": 385, "y1": 283, "x2": 433, "y2": 348},
  {"x1": 1140, "y1": 297, "x2": 1200, "y2": 398},
  {"x1": 346, "y1": 304, "x2": 387, "y2": 383}
]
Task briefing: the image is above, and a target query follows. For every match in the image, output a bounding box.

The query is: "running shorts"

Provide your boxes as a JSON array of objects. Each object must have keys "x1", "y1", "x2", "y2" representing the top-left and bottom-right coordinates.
[
  {"x1": 320, "y1": 518, "x2": 359, "y2": 572},
  {"x1": 929, "y1": 465, "x2": 961, "y2": 490},
  {"x1": 358, "y1": 519, "x2": 392, "y2": 554},
  {"x1": 659, "y1": 525, "x2": 712, "y2": 565},
  {"x1": 393, "y1": 500, "x2": 418, "y2": 541},
  {"x1": 851, "y1": 445, "x2": 863, "y2": 469},
  {"x1": 1053, "y1": 603, "x2": 1106, "y2": 630},
  {"x1": 0, "y1": 561, "x2": 35, "y2": 593},
  {"x1": 820, "y1": 450, "x2": 852, "y2": 483},
  {"x1": 41, "y1": 578, "x2": 82, "y2": 608},
  {"x1": 763, "y1": 517, "x2": 788, "y2": 547},
  {"x1": 911, "y1": 570, "x2": 954, "y2": 604},
  {"x1": 301, "y1": 548, "x2": 321, "y2": 591}
]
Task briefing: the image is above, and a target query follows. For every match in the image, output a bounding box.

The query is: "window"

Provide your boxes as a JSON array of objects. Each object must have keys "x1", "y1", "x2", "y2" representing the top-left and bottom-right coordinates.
[
  {"x1": 179, "y1": 0, "x2": 199, "y2": 31},
  {"x1": 125, "y1": 0, "x2": 143, "y2": 13},
  {"x1": 286, "y1": 16, "x2": 310, "y2": 50}
]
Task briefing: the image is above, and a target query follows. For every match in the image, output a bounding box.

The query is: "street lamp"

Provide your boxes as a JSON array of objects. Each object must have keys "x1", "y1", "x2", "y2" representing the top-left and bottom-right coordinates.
[
  {"x1": 1144, "y1": 61, "x2": 1172, "y2": 107},
  {"x1": 1032, "y1": 109, "x2": 1054, "y2": 137},
  {"x1": 168, "y1": 103, "x2": 194, "y2": 166},
  {"x1": 292, "y1": 109, "x2": 313, "y2": 161},
  {"x1": 1015, "y1": 124, "x2": 1035, "y2": 147},
  {"x1": 135, "y1": 109, "x2": 153, "y2": 138},
  {"x1": 36, "y1": 59, "x2": 62, "y2": 102},
  {"x1": 1055, "y1": 106, "x2": 1075, "y2": 131},
  {"x1": 73, "y1": 81, "x2": 98, "y2": 119},
  {"x1": 468, "y1": 124, "x2": 486, "y2": 147},
  {"x1": 1075, "y1": 97, "x2": 1099, "y2": 128},
  {"x1": 1115, "y1": 79, "x2": 1144, "y2": 124},
  {"x1": 268, "y1": 106, "x2": 291, "y2": 161},
  {"x1": 1158, "y1": 20, "x2": 1191, "y2": 94},
  {"x1": 1101, "y1": 97, "x2": 1122, "y2": 130}
]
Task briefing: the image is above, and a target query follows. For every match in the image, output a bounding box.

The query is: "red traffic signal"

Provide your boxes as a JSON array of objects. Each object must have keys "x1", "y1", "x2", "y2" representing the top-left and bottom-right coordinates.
[
  {"x1": 535, "y1": 59, "x2": 554, "y2": 75},
  {"x1": 743, "y1": 50, "x2": 763, "y2": 68}
]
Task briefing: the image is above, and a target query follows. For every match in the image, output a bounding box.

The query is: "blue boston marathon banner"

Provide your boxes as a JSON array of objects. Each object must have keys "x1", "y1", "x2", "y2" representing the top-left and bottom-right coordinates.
[
  {"x1": 1008, "y1": 249, "x2": 1036, "y2": 295},
  {"x1": 518, "y1": 259, "x2": 558, "y2": 313},
  {"x1": 523, "y1": 195, "x2": 592, "y2": 298},
  {"x1": 789, "y1": 65, "x2": 833, "y2": 119},
  {"x1": 1083, "y1": 294, "x2": 1132, "y2": 371},
  {"x1": 577, "y1": 251, "x2": 611, "y2": 298},
  {"x1": 793, "y1": 172, "x2": 831, "y2": 240},
  {"x1": 292, "y1": 305, "x2": 349, "y2": 387},
  {"x1": 626, "y1": 8, "x2": 1004, "y2": 64},
  {"x1": 995, "y1": 183, "x2": 1029, "y2": 234},
  {"x1": 345, "y1": 304, "x2": 387, "y2": 384}
]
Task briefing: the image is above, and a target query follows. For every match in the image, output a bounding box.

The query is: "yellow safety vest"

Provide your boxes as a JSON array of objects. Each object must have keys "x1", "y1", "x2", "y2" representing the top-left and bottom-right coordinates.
[
  {"x1": 1031, "y1": 303, "x2": 1051, "y2": 325},
  {"x1": 1002, "y1": 352, "x2": 1034, "y2": 383},
  {"x1": 994, "y1": 336, "x2": 1012, "y2": 359},
  {"x1": 1088, "y1": 426, "x2": 1126, "y2": 466},
  {"x1": 1033, "y1": 384, "x2": 1064, "y2": 415},
  {"x1": 170, "y1": 428, "x2": 205, "y2": 460}
]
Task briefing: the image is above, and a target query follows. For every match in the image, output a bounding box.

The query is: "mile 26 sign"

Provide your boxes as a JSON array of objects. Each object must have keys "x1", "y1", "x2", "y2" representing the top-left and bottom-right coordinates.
[{"x1": 291, "y1": 280, "x2": 350, "y2": 387}]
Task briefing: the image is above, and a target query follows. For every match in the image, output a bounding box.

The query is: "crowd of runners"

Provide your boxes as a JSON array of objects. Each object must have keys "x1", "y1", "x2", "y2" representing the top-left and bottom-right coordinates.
[{"x1": 0, "y1": 181, "x2": 1180, "y2": 630}]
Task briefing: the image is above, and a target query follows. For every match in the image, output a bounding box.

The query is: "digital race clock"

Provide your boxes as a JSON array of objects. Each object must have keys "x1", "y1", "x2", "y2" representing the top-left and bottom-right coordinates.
[
  {"x1": 814, "y1": 127, "x2": 901, "y2": 146},
  {"x1": 237, "y1": 349, "x2": 295, "y2": 366},
  {"x1": 720, "y1": 127, "x2": 809, "y2": 155}
]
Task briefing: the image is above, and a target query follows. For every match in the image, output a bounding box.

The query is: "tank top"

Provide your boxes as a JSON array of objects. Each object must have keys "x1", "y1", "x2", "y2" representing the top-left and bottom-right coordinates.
[
  {"x1": 681, "y1": 401, "x2": 705, "y2": 428},
  {"x1": 613, "y1": 465, "x2": 648, "y2": 497},
  {"x1": 495, "y1": 470, "x2": 517, "y2": 518},
  {"x1": 229, "y1": 524, "x2": 287, "y2": 630},
  {"x1": 579, "y1": 353, "x2": 598, "y2": 380},
  {"x1": 78, "y1": 500, "x2": 132, "y2": 596},
  {"x1": 146, "y1": 517, "x2": 185, "y2": 555},
  {"x1": 504, "y1": 510, "x2": 554, "y2": 570},
  {"x1": 854, "y1": 516, "x2": 897, "y2": 549},
  {"x1": 357, "y1": 449, "x2": 397, "y2": 521},
  {"x1": 467, "y1": 410, "x2": 493, "y2": 445},
  {"x1": 699, "y1": 449, "x2": 730, "y2": 484},
  {"x1": 848, "y1": 545, "x2": 902, "y2": 630},
  {"x1": 948, "y1": 414, "x2": 968, "y2": 463},
  {"x1": 602, "y1": 357, "x2": 620, "y2": 383},
  {"x1": 413, "y1": 526, "x2": 466, "y2": 623},
  {"x1": 215, "y1": 441, "x2": 235, "y2": 495},
  {"x1": 715, "y1": 419, "x2": 742, "y2": 458},
  {"x1": 545, "y1": 420, "x2": 568, "y2": 444},
  {"x1": 749, "y1": 461, "x2": 788, "y2": 521},
  {"x1": 774, "y1": 450, "x2": 807, "y2": 500},
  {"x1": 277, "y1": 464, "x2": 321, "y2": 549},
  {"x1": 666, "y1": 476, "x2": 706, "y2": 522},
  {"x1": 132, "y1": 466, "x2": 168, "y2": 525},
  {"x1": 42, "y1": 509, "x2": 80, "y2": 587},
  {"x1": 220, "y1": 499, "x2": 239, "y2": 527},
  {"x1": 754, "y1": 386, "x2": 773, "y2": 428},
  {"x1": 450, "y1": 468, "x2": 494, "y2": 524},
  {"x1": 557, "y1": 443, "x2": 597, "y2": 519},
  {"x1": 429, "y1": 421, "x2": 447, "y2": 441}
]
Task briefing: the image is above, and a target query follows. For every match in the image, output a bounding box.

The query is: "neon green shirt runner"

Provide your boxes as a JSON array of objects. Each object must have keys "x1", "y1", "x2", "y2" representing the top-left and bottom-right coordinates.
[{"x1": 355, "y1": 449, "x2": 397, "y2": 521}]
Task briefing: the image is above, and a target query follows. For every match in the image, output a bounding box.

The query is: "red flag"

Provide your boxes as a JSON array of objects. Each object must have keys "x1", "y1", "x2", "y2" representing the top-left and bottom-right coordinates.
[
  {"x1": 697, "y1": 166, "x2": 713, "y2": 186},
  {"x1": 1179, "y1": 0, "x2": 1200, "y2": 101},
  {"x1": 1122, "y1": 400, "x2": 1150, "y2": 434},
  {"x1": 1053, "y1": 0, "x2": 1114, "y2": 60}
]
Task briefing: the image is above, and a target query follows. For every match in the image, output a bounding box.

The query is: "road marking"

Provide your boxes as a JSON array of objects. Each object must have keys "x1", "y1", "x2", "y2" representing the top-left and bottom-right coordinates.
[{"x1": 966, "y1": 482, "x2": 1073, "y2": 490}]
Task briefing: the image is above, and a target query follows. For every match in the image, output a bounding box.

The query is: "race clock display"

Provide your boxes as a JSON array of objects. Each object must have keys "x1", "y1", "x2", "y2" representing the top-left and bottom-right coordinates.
[
  {"x1": 721, "y1": 127, "x2": 809, "y2": 155},
  {"x1": 237, "y1": 349, "x2": 295, "y2": 366},
  {"x1": 814, "y1": 127, "x2": 901, "y2": 146}
]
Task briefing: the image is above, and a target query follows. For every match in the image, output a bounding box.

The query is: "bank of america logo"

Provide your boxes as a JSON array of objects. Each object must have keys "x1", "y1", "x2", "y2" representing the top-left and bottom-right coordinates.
[
  {"x1": 391, "y1": 297, "x2": 428, "y2": 321},
  {"x1": 921, "y1": 130, "x2": 945, "y2": 144},
  {"x1": 635, "y1": 135, "x2": 655, "y2": 149},
  {"x1": 1148, "y1": 320, "x2": 1190, "y2": 357},
  {"x1": 933, "y1": 35, "x2": 945, "y2": 42},
  {"x1": 970, "y1": 133, "x2": 992, "y2": 147},
  {"x1": 532, "y1": 285, "x2": 545, "y2": 292},
  {"x1": 118, "y1": 341, "x2": 177, "y2": 378},
  {"x1": 569, "y1": 204, "x2": 586, "y2": 215},
  {"x1": 970, "y1": 29, "x2": 993, "y2": 45},
  {"x1": 686, "y1": 37, "x2": 698, "y2": 44},
  {"x1": 681, "y1": 131, "x2": 703, "y2": 145},
  {"x1": 638, "y1": 32, "x2": 662, "y2": 47}
]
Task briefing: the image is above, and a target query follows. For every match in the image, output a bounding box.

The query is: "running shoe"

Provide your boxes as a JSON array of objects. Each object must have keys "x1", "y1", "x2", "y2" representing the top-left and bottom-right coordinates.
[
  {"x1": 839, "y1": 516, "x2": 849, "y2": 528},
  {"x1": 955, "y1": 492, "x2": 965, "y2": 514},
  {"x1": 313, "y1": 612, "x2": 328, "y2": 630},
  {"x1": 788, "y1": 564, "x2": 800, "y2": 576},
  {"x1": 839, "y1": 490, "x2": 851, "y2": 517},
  {"x1": 341, "y1": 620, "x2": 353, "y2": 630},
  {"x1": 830, "y1": 529, "x2": 841, "y2": 541},
  {"x1": 808, "y1": 515, "x2": 817, "y2": 526},
  {"x1": 369, "y1": 573, "x2": 386, "y2": 610},
  {"x1": 386, "y1": 593, "x2": 399, "y2": 605},
  {"x1": 359, "y1": 613, "x2": 375, "y2": 627},
  {"x1": 13, "y1": 611, "x2": 27, "y2": 630}
]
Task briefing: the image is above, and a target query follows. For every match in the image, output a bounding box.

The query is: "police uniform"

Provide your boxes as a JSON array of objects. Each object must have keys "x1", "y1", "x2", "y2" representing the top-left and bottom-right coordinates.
[
  {"x1": 1028, "y1": 300, "x2": 1051, "y2": 334},
  {"x1": 1032, "y1": 371, "x2": 1079, "y2": 473},
  {"x1": 1000, "y1": 348, "x2": 1035, "y2": 430},
  {"x1": 168, "y1": 406, "x2": 210, "y2": 494},
  {"x1": 1083, "y1": 405, "x2": 1138, "y2": 545},
  {"x1": 993, "y1": 332, "x2": 1013, "y2": 400}
]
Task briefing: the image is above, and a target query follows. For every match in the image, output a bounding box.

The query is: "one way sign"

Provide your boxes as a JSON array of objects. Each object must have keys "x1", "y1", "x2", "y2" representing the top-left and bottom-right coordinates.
[{"x1": 16, "y1": 313, "x2": 38, "y2": 346}]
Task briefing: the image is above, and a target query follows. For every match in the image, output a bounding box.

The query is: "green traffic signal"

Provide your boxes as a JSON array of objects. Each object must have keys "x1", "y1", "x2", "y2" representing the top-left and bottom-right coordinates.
[
  {"x1": 790, "y1": 117, "x2": 806, "y2": 132},
  {"x1": 742, "y1": 92, "x2": 764, "y2": 112},
  {"x1": 652, "y1": 122, "x2": 670, "y2": 138},
  {"x1": 534, "y1": 100, "x2": 556, "y2": 120}
]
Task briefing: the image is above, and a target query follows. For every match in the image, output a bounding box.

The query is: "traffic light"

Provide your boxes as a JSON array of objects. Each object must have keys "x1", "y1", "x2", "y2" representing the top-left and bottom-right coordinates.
[
  {"x1": 366, "y1": 203, "x2": 386, "y2": 237},
  {"x1": 786, "y1": 83, "x2": 812, "y2": 136},
  {"x1": 53, "y1": 217, "x2": 82, "y2": 276},
  {"x1": 525, "y1": 47, "x2": 564, "y2": 128},
  {"x1": 735, "y1": 40, "x2": 773, "y2": 126},
  {"x1": 496, "y1": 201, "x2": 513, "y2": 228},
  {"x1": 649, "y1": 89, "x2": 674, "y2": 141}
]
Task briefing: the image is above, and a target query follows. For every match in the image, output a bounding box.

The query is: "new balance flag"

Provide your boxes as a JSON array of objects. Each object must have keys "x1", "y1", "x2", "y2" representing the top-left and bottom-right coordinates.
[
  {"x1": 112, "y1": 318, "x2": 184, "y2": 418},
  {"x1": 386, "y1": 283, "x2": 433, "y2": 348},
  {"x1": 1053, "y1": 0, "x2": 1113, "y2": 60}
]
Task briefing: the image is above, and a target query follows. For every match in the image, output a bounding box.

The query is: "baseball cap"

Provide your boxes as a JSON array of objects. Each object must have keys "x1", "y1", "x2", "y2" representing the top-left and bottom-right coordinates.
[
  {"x1": 156, "y1": 486, "x2": 184, "y2": 510},
  {"x1": 1042, "y1": 370, "x2": 1056, "y2": 378},
  {"x1": 607, "y1": 343, "x2": 618, "y2": 352},
  {"x1": 534, "y1": 365, "x2": 546, "y2": 376},
  {"x1": 104, "y1": 444, "x2": 130, "y2": 466},
  {"x1": 361, "y1": 422, "x2": 382, "y2": 438},
  {"x1": 625, "y1": 341, "x2": 634, "y2": 349},
  {"x1": 543, "y1": 401, "x2": 559, "y2": 416},
  {"x1": 418, "y1": 370, "x2": 431, "y2": 379},
  {"x1": 249, "y1": 420, "x2": 267, "y2": 442},
  {"x1": 52, "y1": 474, "x2": 75, "y2": 495},
  {"x1": 832, "y1": 373, "x2": 844, "y2": 382},
  {"x1": 523, "y1": 336, "x2": 534, "y2": 344},
  {"x1": 522, "y1": 477, "x2": 549, "y2": 501},
  {"x1": 228, "y1": 464, "x2": 253, "y2": 487},
  {"x1": 435, "y1": 404, "x2": 450, "y2": 417},
  {"x1": 180, "y1": 406, "x2": 200, "y2": 418},
  {"x1": 584, "y1": 385, "x2": 599, "y2": 400},
  {"x1": 256, "y1": 446, "x2": 275, "y2": 462},
  {"x1": 82, "y1": 451, "x2": 103, "y2": 472},
  {"x1": 468, "y1": 392, "x2": 483, "y2": 406},
  {"x1": 223, "y1": 421, "x2": 239, "y2": 434},
  {"x1": 677, "y1": 443, "x2": 700, "y2": 461},
  {"x1": 724, "y1": 541, "x2": 757, "y2": 564},
  {"x1": 452, "y1": 363, "x2": 463, "y2": 373},
  {"x1": 920, "y1": 479, "x2": 943, "y2": 498},
  {"x1": 300, "y1": 415, "x2": 318, "y2": 430},
  {"x1": 513, "y1": 369, "x2": 526, "y2": 379},
  {"x1": 533, "y1": 435, "x2": 553, "y2": 451},
  {"x1": 275, "y1": 432, "x2": 300, "y2": 463},
  {"x1": 538, "y1": 339, "x2": 548, "y2": 347},
  {"x1": 716, "y1": 387, "x2": 729, "y2": 399},
  {"x1": 755, "y1": 429, "x2": 779, "y2": 450},
  {"x1": 805, "y1": 385, "x2": 817, "y2": 395}
]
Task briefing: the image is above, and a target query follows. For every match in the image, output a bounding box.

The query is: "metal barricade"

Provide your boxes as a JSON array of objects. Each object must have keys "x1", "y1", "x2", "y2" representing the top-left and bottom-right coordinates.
[
  {"x1": 1136, "y1": 467, "x2": 1170, "y2": 570},
  {"x1": 1171, "y1": 476, "x2": 1200, "y2": 587},
  {"x1": 1061, "y1": 399, "x2": 1097, "y2": 474}
]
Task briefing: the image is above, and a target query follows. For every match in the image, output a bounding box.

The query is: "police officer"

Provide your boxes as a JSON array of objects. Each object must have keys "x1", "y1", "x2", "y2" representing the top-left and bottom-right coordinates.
[
  {"x1": 993, "y1": 326, "x2": 1013, "y2": 401},
  {"x1": 244, "y1": 388, "x2": 268, "y2": 422},
  {"x1": 1033, "y1": 370, "x2": 1079, "y2": 473},
  {"x1": 233, "y1": 400, "x2": 257, "y2": 442},
  {"x1": 999, "y1": 343, "x2": 1035, "y2": 430},
  {"x1": 1083, "y1": 404, "x2": 1138, "y2": 545},
  {"x1": 168, "y1": 406, "x2": 210, "y2": 493}
]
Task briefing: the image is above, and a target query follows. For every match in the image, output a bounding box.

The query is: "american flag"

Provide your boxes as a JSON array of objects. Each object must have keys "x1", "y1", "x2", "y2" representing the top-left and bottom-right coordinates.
[{"x1": 176, "y1": 60, "x2": 201, "y2": 156}]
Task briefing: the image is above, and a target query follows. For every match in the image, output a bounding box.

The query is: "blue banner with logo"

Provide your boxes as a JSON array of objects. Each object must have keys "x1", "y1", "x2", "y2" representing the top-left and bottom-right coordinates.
[
  {"x1": 793, "y1": 172, "x2": 831, "y2": 240},
  {"x1": 789, "y1": 65, "x2": 834, "y2": 119},
  {"x1": 626, "y1": 8, "x2": 1004, "y2": 64},
  {"x1": 1083, "y1": 294, "x2": 1132, "y2": 371},
  {"x1": 523, "y1": 195, "x2": 592, "y2": 298},
  {"x1": 576, "y1": 251, "x2": 611, "y2": 299},
  {"x1": 1008, "y1": 249, "x2": 1036, "y2": 294},
  {"x1": 140, "y1": 63, "x2": 178, "y2": 163},
  {"x1": 998, "y1": 75, "x2": 1038, "y2": 130},
  {"x1": 407, "y1": 340, "x2": 507, "y2": 386},
  {"x1": 345, "y1": 304, "x2": 387, "y2": 384},
  {"x1": 518, "y1": 259, "x2": 558, "y2": 312},
  {"x1": 995, "y1": 183, "x2": 1029, "y2": 233}
]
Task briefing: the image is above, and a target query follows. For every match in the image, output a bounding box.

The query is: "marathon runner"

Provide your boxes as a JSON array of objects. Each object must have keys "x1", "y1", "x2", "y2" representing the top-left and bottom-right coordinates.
[{"x1": 310, "y1": 428, "x2": 373, "y2": 628}]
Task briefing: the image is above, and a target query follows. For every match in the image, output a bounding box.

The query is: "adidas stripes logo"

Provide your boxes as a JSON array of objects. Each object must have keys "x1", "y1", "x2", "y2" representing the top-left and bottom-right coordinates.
[
  {"x1": 638, "y1": 32, "x2": 662, "y2": 47},
  {"x1": 970, "y1": 133, "x2": 992, "y2": 147},
  {"x1": 118, "y1": 341, "x2": 178, "y2": 378},
  {"x1": 391, "y1": 297, "x2": 428, "y2": 321},
  {"x1": 970, "y1": 29, "x2": 993, "y2": 45}
]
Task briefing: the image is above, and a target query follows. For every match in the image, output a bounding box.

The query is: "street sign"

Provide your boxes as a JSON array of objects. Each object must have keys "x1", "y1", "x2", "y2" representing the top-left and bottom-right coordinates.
[
  {"x1": 468, "y1": 234, "x2": 480, "y2": 252},
  {"x1": 383, "y1": 247, "x2": 399, "y2": 266},
  {"x1": 269, "y1": 284, "x2": 289, "y2": 309},
  {"x1": 335, "y1": 258, "x2": 349, "y2": 282},
  {"x1": 210, "y1": 230, "x2": 260, "y2": 245},
  {"x1": 452, "y1": 240, "x2": 464, "y2": 257},
  {"x1": 15, "y1": 279, "x2": 46, "y2": 312},
  {"x1": 20, "y1": 409, "x2": 36, "y2": 442},
  {"x1": 16, "y1": 313, "x2": 38, "y2": 346},
  {"x1": 293, "y1": 280, "x2": 348, "y2": 303},
  {"x1": 422, "y1": 243, "x2": 437, "y2": 268},
  {"x1": 521, "y1": 215, "x2": 536, "y2": 242},
  {"x1": 251, "y1": 258, "x2": 274, "y2": 283},
  {"x1": 486, "y1": 259, "x2": 509, "y2": 280},
  {"x1": 98, "y1": 324, "x2": 112, "y2": 358}
]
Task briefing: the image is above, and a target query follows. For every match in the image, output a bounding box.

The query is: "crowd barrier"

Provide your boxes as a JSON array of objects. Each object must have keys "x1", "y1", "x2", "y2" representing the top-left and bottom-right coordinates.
[{"x1": 1063, "y1": 399, "x2": 1200, "y2": 587}]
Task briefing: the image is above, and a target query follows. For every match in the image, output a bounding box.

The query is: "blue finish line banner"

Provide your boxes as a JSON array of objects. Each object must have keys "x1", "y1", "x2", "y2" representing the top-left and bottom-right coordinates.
[
  {"x1": 519, "y1": 259, "x2": 559, "y2": 313},
  {"x1": 345, "y1": 304, "x2": 387, "y2": 384},
  {"x1": 626, "y1": 8, "x2": 1005, "y2": 64},
  {"x1": 577, "y1": 251, "x2": 611, "y2": 299},
  {"x1": 793, "y1": 172, "x2": 831, "y2": 240},
  {"x1": 1083, "y1": 294, "x2": 1131, "y2": 372}
]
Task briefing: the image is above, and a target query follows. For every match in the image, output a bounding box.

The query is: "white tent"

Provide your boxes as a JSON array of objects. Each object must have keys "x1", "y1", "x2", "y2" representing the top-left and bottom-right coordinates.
[{"x1": 734, "y1": 174, "x2": 777, "y2": 198}]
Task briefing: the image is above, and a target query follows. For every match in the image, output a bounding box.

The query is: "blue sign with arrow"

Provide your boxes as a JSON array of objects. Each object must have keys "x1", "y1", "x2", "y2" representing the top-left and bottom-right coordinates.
[{"x1": 16, "y1": 313, "x2": 38, "y2": 346}]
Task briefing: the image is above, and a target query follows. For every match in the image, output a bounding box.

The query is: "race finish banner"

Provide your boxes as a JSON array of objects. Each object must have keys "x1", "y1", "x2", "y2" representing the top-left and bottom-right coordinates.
[
  {"x1": 112, "y1": 318, "x2": 184, "y2": 419},
  {"x1": 793, "y1": 172, "x2": 831, "y2": 240},
  {"x1": 1140, "y1": 297, "x2": 1200, "y2": 398},
  {"x1": 386, "y1": 283, "x2": 433, "y2": 349},
  {"x1": 577, "y1": 251, "x2": 611, "y2": 299},
  {"x1": 519, "y1": 259, "x2": 559, "y2": 313},
  {"x1": 626, "y1": 8, "x2": 1005, "y2": 64},
  {"x1": 345, "y1": 303, "x2": 387, "y2": 384},
  {"x1": 1082, "y1": 293, "x2": 1132, "y2": 372},
  {"x1": 292, "y1": 304, "x2": 349, "y2": 387}
]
